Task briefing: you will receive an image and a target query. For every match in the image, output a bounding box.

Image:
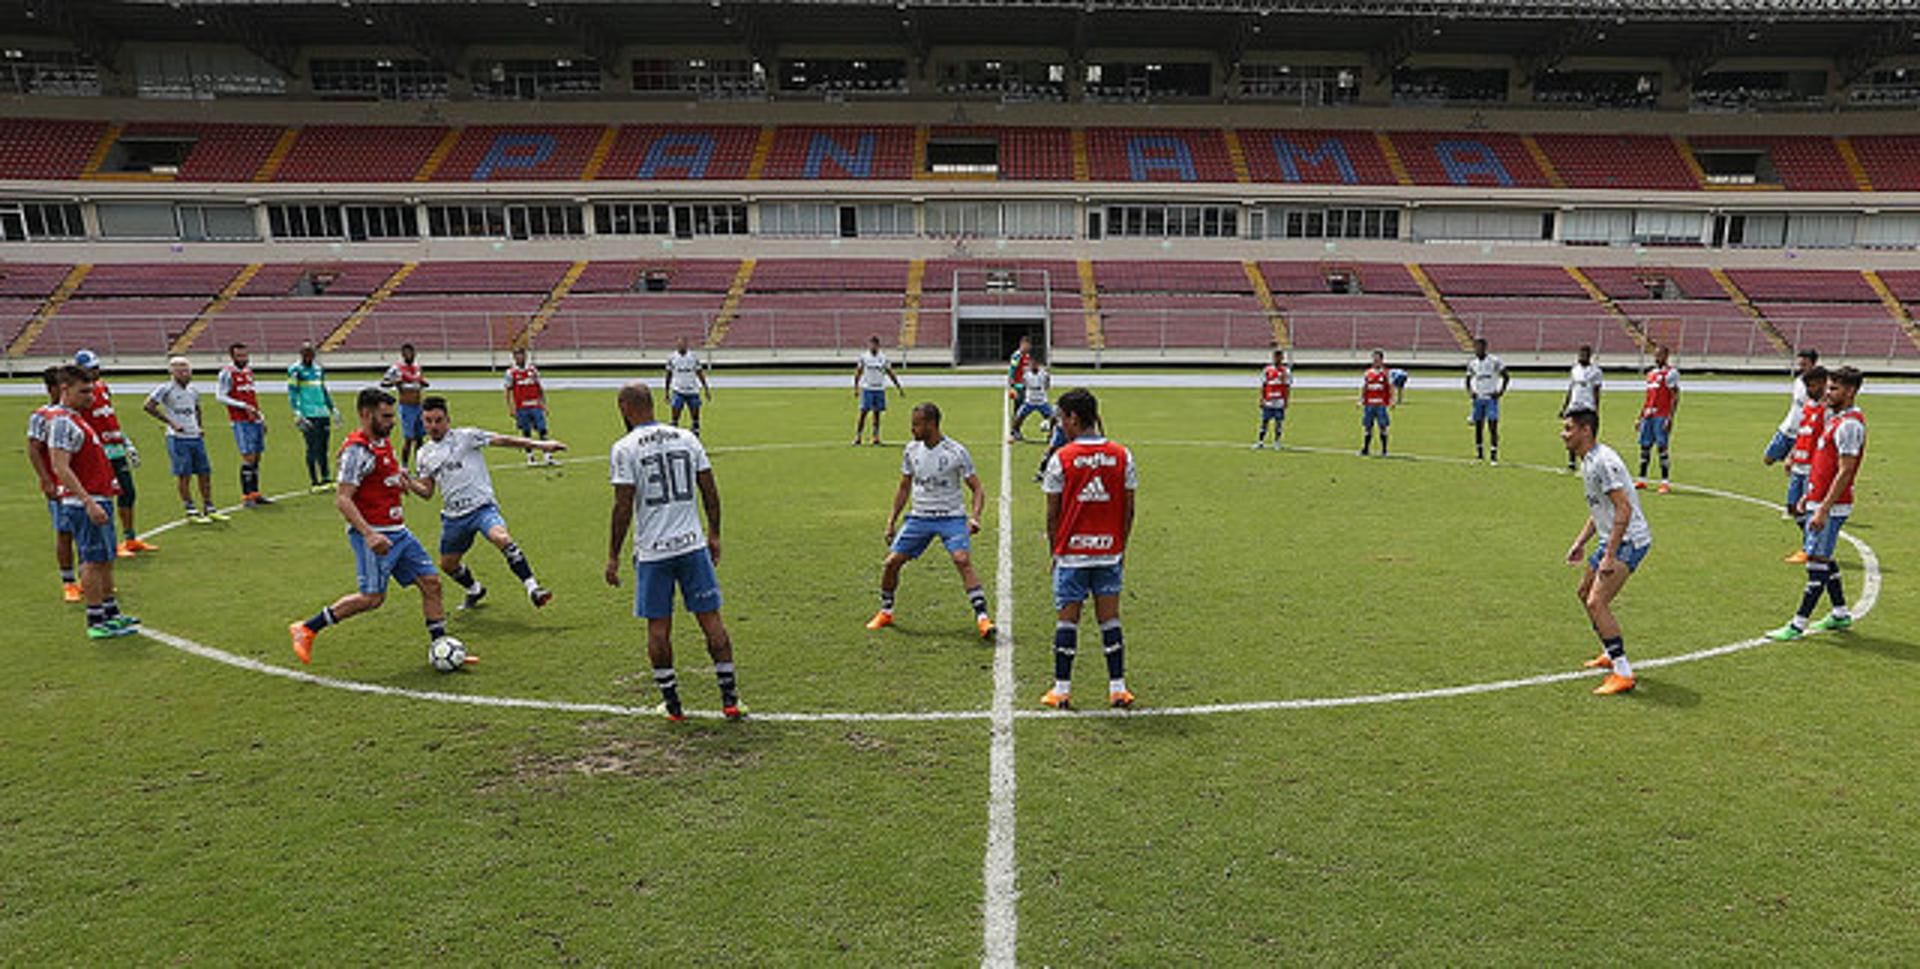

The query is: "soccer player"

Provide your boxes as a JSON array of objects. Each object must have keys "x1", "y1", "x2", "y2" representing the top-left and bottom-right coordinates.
[
  {"x1": 1359, "y1": 349, "x2": 1395, "y2": 456},
  {"x1": 1775, "y1": 366, "x2": 1828, "y2": 564},
  {"x1": 1767, "y1": 367, "x2": 1867, "y2": 641},
  {"x1": 288, "y1": 388, "x2": 454, "y2": 667},
  {"x1": 865, "y1": 402, "x2": 995, "y2": 639},
  {"x1": 288, "y1": 342, "x2": 339, "y2": 493},
  {"x1": 75, "y1": 349, "x2": 153, "y2": 556},
  {"x1": 1010, "y1": 359, "x2": 1053, "y2": 443},
  {"x1": 605, "y1": 381, "x2": 741, "y2": 721},
  {"x1": 1762, "y1": 348, "x2": 1819, "y2": 467},
  {"x1": 853, "y1": 334, "x2": 903, "y2": 446},
  {"x1": 1254, "y1": 348, "x2": 1291, "y2": 449},
  {"x1": 382, "y1": 342, "x2": 430, "y2": 466},
  {"x1": 1635, "y1": 345, "x2": 1680, "y2": 493},
  {"x1": 1465, "y1": 338, "x2": 1510, "y2": 464},
  {"x1": 144, "y1": 356, "x2": 227, "y2": 524},
  {"x1": 1039, "y1": 388, "x2": 1138, "y2": 710},
  {"x1": 504, "y1": 346, "x2": 554, "y2": 465},
  {"x1": 1008, "y1": 334, "x2": 1034, "y2": 402},
  {"x1": 1562, "y1": 345, "x2": 1604, "y2": 470},
  {"x1": 216, "y1": 342, "x2": 271, "y2": 507},
  {"x1": 1560, "y1": 406, "x2": 1650, "y2": 696},
  {"x1": 27, "y1": 366, "x2": 80, "y2": 601},
  {"x1": 410, "y1": 395, "x2": 563, "y2": 611},
  {"x1": 47, "y1": 366, "x2": 139, "y2": 639},
  {"x1": 664, "y1": 336, "x2": 711, "y2": 437}
]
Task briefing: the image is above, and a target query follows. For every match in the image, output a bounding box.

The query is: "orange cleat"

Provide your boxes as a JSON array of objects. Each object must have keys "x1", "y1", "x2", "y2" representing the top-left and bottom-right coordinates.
[
  {"x1": 865, "y1": 610, "x2": 895, "y2": 631},
  {"x1": 116, "y1": 542, "x2": 136, "y2": 559},
  {"x1": 1582, "y1": 653, "x2": 1613, "y2": 670},
  {"x1": 1109, "y1": 689, "x2": 1136, "y2": 709},
  {"x1": 1656, "y1": 483, "x2": 1672, "y2": 495},
  {"x1": 61, "y1": 582, "x2": 83, "y2": 603},
  {"x1": 976, "y1": 615, "x2": 997, "y2": 640},
  {"x1": 1633, "y1": 480, "x2": 1648, "y2": 490},
  {"x1": 124, "y1": 537, "x2": 159, "y2": 552},
  {"x1": 1039, "y1": 689, "x2": 1071, "y2": 710},
  {"x1": 1592, "y1": 673, "x2": 1637, "y2": 695},
  {"x1": 1784, "y1": 550, "x2": 1808, "y2": 564},
  {"x1": 722, "y1": 704, "x2": 745, "y2": 721},
  {"x1": 289, "y1": 622, "x2": 314, "y2": 664}
]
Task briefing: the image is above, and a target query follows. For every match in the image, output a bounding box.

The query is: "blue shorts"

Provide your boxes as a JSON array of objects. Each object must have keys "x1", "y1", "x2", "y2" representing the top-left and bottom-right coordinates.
[
  {"x1": 1587, "y1": 540, "x2": 1652, "y2": 574},
  {"x1": 1049, "y1": 424, "x2": 1068, "y2": 449},
  {"x1": 670, "y1": 392, "x2": 702, "y2": 414},
  {"x1": 1786, "y1": 472, "x2": 1808, "y2": 512},
  {"x1": 49, "y1": 498, "x2": 66, "y2": 532},
  {"x1": 891, "y1": 515, "x2": 971, "y2": 560},
  {"x1": 1015, "y1": 401, "x2": 1054, "y2": 424},
  {"x1": 1362, "y1": 405, "x2": 1391, "y2": 429},
  {"x1": 349, "y1": 528, "x2": 436, "y2": 595},
  {"x1": 399, "y1": 403, "x2": 424, "y2": 440},
  {"x1": 1470, "y1": 397, "x2": 1500, "y2": 423},
  {"x1": 860, "y1": 389, "x2": 887, "y2": 413},
  {"x1": 1261, "y1": 404, "x2": 1286, "y2": 423},
  {"x1": 61, "y1": 499, "x2": 117, "y2": 564},
  {"x1": 231, "y1": 421, "x2": 264, "y2": 456},
  {"x1": 1803, "y1": 514, "x2": 1848, "y2": 560},
  {"x1": 633, "y1": 548, "x2": 723, "y2": 620},
  {"x1": 167, "y1": 436, "x2": 211, "y2": 477},
  {"x1": 1638, "y1": 416, "x2": 1672, "y2": 449},
  {"x1": 1763, "y1": 429, "x2": 1793, "y2": 464},
  {"x1": 1053, "y1": 562, "x2": 1124, "y2": 610},
  {"x1": 514, "y1": 407, "x2": 548, "y2": 436},
  {"x1": 439, "y1": 503, "x2": 507, "y2": 556}
]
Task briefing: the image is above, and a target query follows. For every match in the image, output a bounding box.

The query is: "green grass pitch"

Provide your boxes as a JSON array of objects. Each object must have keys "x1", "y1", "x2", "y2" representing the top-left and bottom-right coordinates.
[{"x1": 3, "y1": 372, "x2": 1918, "y2": 963}]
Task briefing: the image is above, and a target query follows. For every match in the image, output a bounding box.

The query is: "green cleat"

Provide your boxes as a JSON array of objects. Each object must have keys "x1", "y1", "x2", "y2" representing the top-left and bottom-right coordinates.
[
  {"x1": 1811, "y1": 614, "x2": 1854, "y2": 632},
  {"x1": 1765, "y1": 623, "x2": 1805, "y2": 642},
  {"x1": 86, "y1": 624, "x2": 120, "y2": 641},
  {"x1": 107, "y1": 614, "x2": 141, "y2": 629}
]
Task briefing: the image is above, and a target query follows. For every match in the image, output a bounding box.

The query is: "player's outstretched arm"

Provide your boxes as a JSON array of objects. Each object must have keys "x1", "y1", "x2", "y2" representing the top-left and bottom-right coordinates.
[
  {"x1": 606, "y1": 484, "x2": 635, "y2": 586},
  {"x1": 488, "y1": 433, "x2": 565, "y2": 453},
  {"x1": 404, "y1": 470, "x2": 435, "y2": 500},
  {"x1": 696, "y1": 469, "x2": 722, "y2": 566}
]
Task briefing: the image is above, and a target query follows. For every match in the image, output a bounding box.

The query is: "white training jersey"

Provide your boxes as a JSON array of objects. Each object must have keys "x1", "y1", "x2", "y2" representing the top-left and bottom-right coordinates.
[
  {"x1": 1024, "y1": 369, "x2": 1051, "y2": 406},
  {"x1": 857, "y1": 351, "x2": 891, "y2": 390},
  {"x1": 415, "y1": 427, "x2": 498, "y2": 518},
  {"x1": 1467, "y1": 354, "x2": 1506, "y2": 398},
  {"x1": 610, "y1": 422, "x2": 713, "y2": 563},
  {"x1": 1581, "y1": 443, "x2": 1653, "y2": 550},
  {"x1": 1776, "y1": 373, "x2": 1811, "y2": 436},
  {"x1": 901, "y1": 436, "x2": 975, "y2": 519},
  {"x1": 665, "y1": 350, "x2": 705, "y2": 396},
  {"x1": 1567, "y1": 363, "x2": 1604, "y2": 411},
  {"x1": 145, "y1": 381, "x2": 203, "y2": 438}
]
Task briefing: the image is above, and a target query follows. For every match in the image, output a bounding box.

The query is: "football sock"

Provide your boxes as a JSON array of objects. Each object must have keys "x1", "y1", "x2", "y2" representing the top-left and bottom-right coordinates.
[
  {"x1": 426, "y1": 618, "x2": 448, "y2": 641},
  {"x1": 304, "y1": 607, "x2": 335, "y2": 633},
  {"x1": 1797, "y1": 561, "x2": 1831, "y2": 620},
  {"x1": 183, "y1": 500, "x2": 196, "y2": 515},
  {"x1": 240, "y1": 463, "x2": 258, "y2": 496},
  {"x1": 967, "y1": 586, "x2": 988, "y2": 619},
  {"x1": 1638, "y1": 446, "x2": 1651, "y2": 477},
  {"x1": 448, "y1": 565, "x2": 478, "y2": 590},
  {"x1": 101, "y1": 597, "x2": 120, "y2": 620},
  {"x1": 1826, "y1": 564, "x2": 1848, "y2": 615},
  {"x1": 123, "y1": 527, "x2": 137, "y2": 542},
  {"x1": 501, "y1": 542, "x2": 534, "y2": 582},
  {"x1": 86, "y1": 604, "x2": 105, "y2": 628},
  {"x1": 1474, "y1": 424, "x2": 1484, "y2": 456},
  {"x1": 1380, "y1": 433, "x2": 1389, "y2": 455},
  {"x1": 879, "y1": 589, "x2": 896, "y2": 614},
  {"x1": 653, "y1": 667, "x2": 682, "y2": 713},
  {"x1": 1659, "y1": 450, "x2": 1671, "y2": 481},
  {"x1": 1053, "y1": 622, "x2": 1077, "y2": 685},
  {"x1": 59, "y1": 567, "x2": 76, "y2": 583},
  {"x1": 1100, "y1": 618, "x2": 1125, "y2": 682},
  {"x1": 1601, "y1": 635, "x2": 1631, "y2": 678},
  {"x1": 714, "y1": 661, "x2": 738, "y2": 706}
]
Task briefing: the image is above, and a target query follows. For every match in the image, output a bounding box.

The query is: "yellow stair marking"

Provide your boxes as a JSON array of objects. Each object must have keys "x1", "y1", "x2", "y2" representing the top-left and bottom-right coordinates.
[
  {"x1": 580, "y1": 126, "x2": 619, "y2": 181},
  {"x1": 900, "y1": 258, "x2": 926, "y2": 348},
  {"x1": 515, "y1": 260, "x2": 590, "y2": 349},
  {"x1": 413, "y1": 128, "x2": 462, "y2": 182},
  {"x1": 706, "y1": 259, "x2": 756, "y2": 348},
  {"x1": 1070, "y1": 129, "x2": 1090, "y2": 181},
  {"x1": 1077, "y1": 259, "x2": 1103, "y2": 350},
  {"x1": 7, "y1": 264, "x2": 91, "y2": 357},
  {"x1": 1676, "y1": 135, "x2": 1784, "y2": 191},
  {"x1": 911, "y1": 125, "x2": 930, "y2": 180},
  {"x1": 1375, "y1": 132, "x2": 1413, "y2": 186},
  {"x1": 1862, "y1": 269, "x2": 1920, "y2": 353},
  {"x1": 79, "y1": 123, "x2": 123, "y2": 178},
  {"x1": 1521, "y1": 134, "x2": 1566, "y2": 189},
  {"x1": 171, "y1": 263, "x2": 262, "y2": 353},
  {"x1": 1243, "y1": 260, "x2": 1288, "y2": 348},
  {"x1": 746, "y1": 126, "x2": 776, "y2": 180},
  {"x1": 1711, "y1": 268, "x2": 1792, "y2": 354},
  {"x1": 1566, "y1": 266, "x2": 1650, "y2": 351},
  {"x1": 253, "y1": 127, "x2": 301, "y2": 182},
  {"x1": 1836, "y1": 137, "x2": 1875, "y2": 192},
  {"x1": 1224, "y1": 129, "x2": 1252, "y2": 184},
  {"x1": 321, "y1": 263, "x2": 417, "y2": 351},
  {"x1": 1406, "y1": 263, "x2": 1474, "y2": 351}
]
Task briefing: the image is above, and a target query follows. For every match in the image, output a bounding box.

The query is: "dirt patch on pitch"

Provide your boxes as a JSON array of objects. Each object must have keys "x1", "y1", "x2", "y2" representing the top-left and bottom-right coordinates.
[{"x1": 479, "y1": 719, "x2": 761, "y2": 791}]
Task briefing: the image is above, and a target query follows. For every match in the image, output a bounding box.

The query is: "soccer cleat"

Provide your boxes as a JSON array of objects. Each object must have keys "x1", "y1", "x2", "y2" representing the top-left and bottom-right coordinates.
[
  {"x1": 1109, "y1": 689, "x2": 1136, "y2": 709},
  {"x1": 656, "y1": 701, "x2": 687, "y2": 723},
  {"x1": 61, "y1": 582, "x2": 83, "y2": 603},
  {"x1": 1811, "y1": 614, "x2": 1853, "y2": 632},
  {"x1": 1634, "y1": 480, "x2": 1648, "y2": 490},
  {"x1": 1784, "y1": 550, "x2": 1809, "y2": 564},
  {"x1": 205, "y1": 509, "x2": 232, "y2": 522},
  {"x1": 309, "y1": 482, "x2": 333, "y2": 494},
  {"x1": 529, "y1": 585, "x2": 554, "y2": 608},
  {"x1": 1581, "y1": 652, "x2": 1613, "y2": 670},
  {"x1": 1251, "y1": 441, "x2": 1264, "y2": 450},
  {"x1": 1038, "y1": 689, "x2": 1071, "y2": 710},
  {"x1": 1592, "y1": 673, "x2": 1636, "y2": 695},
  {"x1": 461, "y1": 586, "x2": 488, "y2": 611},
  {"x1": 289, "y1": 622, "x2": 315, "y2": 664},
  {"x1": 543, "y1": 454, "x2": 559, "y2": 466},
  {"x1": 851, "y1": 438, "x2": 862, "y2": 447},
  {"x1": 1765, "y1": 623, "x2": 1805, "y2": 642},
  {"x1": 1657, "y1": 483, "x2": 1672, "y2": 495},
  {"x1": 107, "y1": 614, "x2": 141, "y2": 629},
  {"x1": 865, "y1": 610, "x2": 895, "y2": 631},
  {"x1": 116, "y1": 542, "x2": 136, "y2": 559},
  {"x1": 189, "y1": 514, "x2": 212, "y2": 525},
  {"x1": 871, "y1": 438, "x2": 884, "y2": 447},
  {"x1": 976, "y1": 615, "x2": 997, "y2": 640},
  {"x1": 526, "y1": 451, "x2": 539, "y2": 465},
  {"x1": 251, "y1": 493, "x2": 273, "y2": 505},
  {"x1": 722, "y1": 703, "x2": 746, "y2": 721},
  {"x1": 87, "y1": 623, "x2": 121, "y2": 641},
  {"x1": 124, "y1": 537, "x2": 158, "y2": 552},
  {"x1": 1490, "y1": 458, "x2": 1500, "y2": 467}
]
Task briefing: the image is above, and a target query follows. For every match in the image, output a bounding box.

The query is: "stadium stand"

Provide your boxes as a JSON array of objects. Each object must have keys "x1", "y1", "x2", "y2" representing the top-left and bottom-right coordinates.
[
  {"x1": 758, "y1": 126, "x2": 916, "y2": 180},
  {"x1": 394, "y1": 261, "x2": 573, "y2": 295},
  {"x1": 1532, "y1": 134, "x2": 1698, "y2": 191},
  {"x1": 931, "y1": 126, "x2": 1076, "y2": 181},
  {"x1": 1689, "y1": 135, "x2": 1859, "y2": 192},
  {"x1": 1386, "y1": 131, "x2": 1552, "y2": 188},
  {"x1": 0, "y1": 119, "x2": 106, "y2": 180},
  {"x1": 1083, "y1": 128, "x2": 1237, "y2": 183},
  {"x1": 1240, "y1": 129, "x2": 1399, "y2": 185},
  {"x1": 1724, "y1": 269, "x2": 1878, "y2": 302},
  {"x1": 107, "y1": 123, "x2": 285, "y2": 182},
  {"x1": 431, "y1": 125, "x2": 608, "y2": 182},
  {"x1": 594, "y1": 125, "x2": 759, "y2": 181},
  {"x1": 1849, "y1": 135, "x2": 1920, "y2": 191},
  {"x1": 270, "y1": 125, "x2": 447, "y2": 182},
  {"x1": 0, "y1": 263, "x2": 79, "y2": 298}
]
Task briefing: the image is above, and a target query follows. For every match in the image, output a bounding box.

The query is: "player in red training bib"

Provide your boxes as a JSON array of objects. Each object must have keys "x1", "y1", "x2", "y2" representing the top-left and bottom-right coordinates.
[
  {"x1": 46, "y1": 365, "x2": 139, "y2": 639},
  {"x1": 1634, "y1": 345, "x2": 1680, "y2": 493},
  {"x1": 381, "y1": 342, "x2": 430, "y2": 466},
  {"x1": 1039, "y1": 388, "x2": 1138, "y2": 710},
  {"x1": 503, "y1": 346, "x2": 555, "y2": 465},
  {"x1": 1254, "y1": 347, "x2": 1291, "y2": 450},
  {"x1": 26, "y1": 366, "x2": 80, "y2": 601},
  {"x1": 1767, "y1": 367, "x2": 1867, "y2": 641},
  {"x1": 1778, "y1": 366, "x2": 1828, "y2": 564},
  {"x1": 1359, "y1": 348, "x2": 1396, "y2": 456},
  {"x1": 216, "y1": 342, "x2": 271, "y2": 506}
]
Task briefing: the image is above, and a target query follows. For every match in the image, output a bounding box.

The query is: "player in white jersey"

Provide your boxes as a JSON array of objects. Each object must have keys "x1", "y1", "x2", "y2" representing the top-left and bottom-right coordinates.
[
  {"x1": 1560, "y1": 407, "x2": 1651, "y2": 696},
  {"x1": 1562, "y1": 345, "x2": 1604, "y2": 470},
  {"x1": 1762, "y1": 348, "x2": 1819, "y2": 483},
  {"x1": 853, "y1": 334, "x2": 904, "y2": 446},
  {"x1": 663, "y1": 336, "x2": 712, "y2": 437},
  {"x1": 606, "y1": 382, "x2": 740, "y2": 721},
  {"x1": 143, "y1": 356, "x2": 228, "y2": 524},
  {"x1": 1464, "y1": 338, "x2": 1510, "y2": 464},
  {"x1": 1009, "y1": 360, "x2": 1053, "y2": 443},
  {"x1": 865, "y1": 402, "x2": 996, "y2": 640},
  {"x1": 26, "y1": 366, "x2": 80, "y2": 601},
  {"x1": 409, "y1": 396, "x2": 564, "y2": 612}
]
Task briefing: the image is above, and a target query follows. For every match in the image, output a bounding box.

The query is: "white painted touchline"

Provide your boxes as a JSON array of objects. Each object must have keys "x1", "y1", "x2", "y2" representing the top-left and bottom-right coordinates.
[{"x1": 981, "y1": 389, "x2": 1020, "y2": 969}]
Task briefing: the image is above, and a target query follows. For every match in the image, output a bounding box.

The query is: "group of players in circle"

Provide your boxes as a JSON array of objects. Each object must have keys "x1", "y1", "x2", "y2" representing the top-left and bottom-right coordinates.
[{"x1": 24, "y1": 332, "x2": 1867, "y2": 710}]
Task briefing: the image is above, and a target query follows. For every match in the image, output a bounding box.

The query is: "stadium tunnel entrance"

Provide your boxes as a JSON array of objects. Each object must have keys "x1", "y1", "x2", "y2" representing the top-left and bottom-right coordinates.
[{"x1": 954, "y1": 305, "x2": 1049, "y2": 366}]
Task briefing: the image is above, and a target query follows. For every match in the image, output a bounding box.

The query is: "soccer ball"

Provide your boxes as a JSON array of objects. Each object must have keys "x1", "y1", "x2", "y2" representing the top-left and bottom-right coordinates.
[{"x1": 428, "y1": 635, "x2": 468, "y2": 672}]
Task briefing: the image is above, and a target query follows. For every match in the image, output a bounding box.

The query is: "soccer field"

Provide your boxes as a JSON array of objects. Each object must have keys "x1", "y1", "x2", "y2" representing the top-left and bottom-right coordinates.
[{"x1": 4, "y1": 372, "x2": 1918, "y2": 963}]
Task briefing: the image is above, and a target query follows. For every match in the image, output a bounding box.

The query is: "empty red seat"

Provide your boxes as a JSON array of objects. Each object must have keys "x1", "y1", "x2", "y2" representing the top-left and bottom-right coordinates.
[
  {"x1": 115, "y1": 122, "x2": 287, "y2": 181},
  {"x1": 432, "y1": 126, "x2": 607, "y2": 182},
  {"x1": 0, "y1": 119, "x2": 106, "y2": 179},
  {"x1": 596, "y1": 125, "x2": 758, "y2": 181},
  {"x1": 1084, "y1": 128, "x2": 1236, "y2": 182},
  {"x1": 1388, "y1": 131, "x2": 1551, "y2": 188},
  {"x1": 273, "y1": 125, "x2": 448, "y2": 182},
  {"x1": 1533, "y1": 134, "x2": 1697, "y2": 191},
  {"x1": 1240, "y1": 129, "x2": 1398, "y2": 185}
]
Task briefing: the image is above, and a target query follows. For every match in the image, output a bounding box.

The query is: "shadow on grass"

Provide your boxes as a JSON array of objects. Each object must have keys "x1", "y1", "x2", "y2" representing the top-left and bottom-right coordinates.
[
  {"x1": 1828, "y1": 631, "x2": 1920, "y2": 665},
  {"x1": 1625, "y1": 676, "x2": 1702, "y2": 709}
]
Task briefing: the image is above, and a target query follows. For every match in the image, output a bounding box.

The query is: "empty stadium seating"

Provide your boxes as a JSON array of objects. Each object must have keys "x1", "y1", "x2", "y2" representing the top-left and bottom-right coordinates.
[
  {"x1": 931, "y1": 126, "x2": 1075, "y2": 181},
  {"x1": 1578, "y1": 266, "x2": 1727, "y2": 301},
  {"x1": 595, "y1": 125, "x2": 759, "y2": 181},
  {"x1": 729, "y1": 293, "x2": 904, "y2": 349},
  {"x1": 1280, "y1": 294, "x2": 1454, "y2": 352},
  {"x1": 198, "y1": 298, "x2": 359, "y2": 353},
  {"x1": 272, "y1": 125, "x2": 447, "y2": 182},
  {"x1": 76, "y1": 263, "x2": 241, "y2": 297},
  {"x1": 1422, "y1": 264, "x2": 1584, "y2": 298},
  {"x1": 396, "y1": 261, "x2": 571, "y2": 295},
  {"x1": 541, "y1": 293, "x2": 721, "y2": 351},
  {"x1": 1532, "y1": 134, "x2": 1697, "y2": 191},
  {"x1": 1240, "y1": 129, "x2": 1397, "y2": 185},
  {"x1": 240, "y1": 263, "x2": 402, "y2": 298},
  {"x1": 1849, "y1": 135, "x2": 1920, "y2": 191},
  {"x1": 1874, "y1": 270, "x2": 1920, "y2": 301},
  {"x1": 749, "y1": 258, "x2": 908, "y2": 292},
  {"x1": 1093, "y1": 260, "x2": 1250, "y2": 293},
  {"x1": 342, "y1": 295, "x2": 543, "y2": 351},
  {"x1": 1691, "y1": 135, "x2": 1858, "y2": 192},
  {"x1": 1758, "y1": 301, "x2": 1916, "y2": 357},
  {"x1": 759, "y1": 126, "x2": 915, "y2": 180},
  {"x1": 1387, "y1": 131, "x2": 1551, "y2": 188},
  {"x1": 28, "y1": 297, "x2": 207, "y2": 357},
  {"x1": 1616, "y1": 300, "x2": 1765, "y2": 357},
  {"x1": 432, "y1": 125, "x2": 607, "y2": 182},
  {"x1": 1725, "y1": 269, "x2": 1875, "y2": 302},
  {"x1": 1449, "y1": 297, "x2": 1636, "y2": 353},
  {"x1": 113, "y1": 122, "x2": 284, "y2": 182},
  {"x1": 1084, "y1": 128, "x2": 1235, "y2": 183},
  {"x1": 0, "y1": 263, "x2": 77, "y2": 298},
  {"x1": 0, "y1": 119, "x2": 106, "y2": 180}
]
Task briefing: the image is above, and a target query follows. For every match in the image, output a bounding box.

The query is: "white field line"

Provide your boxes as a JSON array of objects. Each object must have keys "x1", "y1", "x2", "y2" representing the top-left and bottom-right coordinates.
[
  {"x1": 981, "y1": 390, "x2": 1020, "y2": 968},
  {"x1": 132, "y1": 442, "x2": 1878, "y2": 724}
]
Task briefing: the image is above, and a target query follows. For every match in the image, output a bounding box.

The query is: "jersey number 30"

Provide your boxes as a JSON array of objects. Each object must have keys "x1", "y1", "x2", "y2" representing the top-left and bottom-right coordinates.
[{"x1": 640, "y1": 451, "x2": 696, "y2": 507}]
